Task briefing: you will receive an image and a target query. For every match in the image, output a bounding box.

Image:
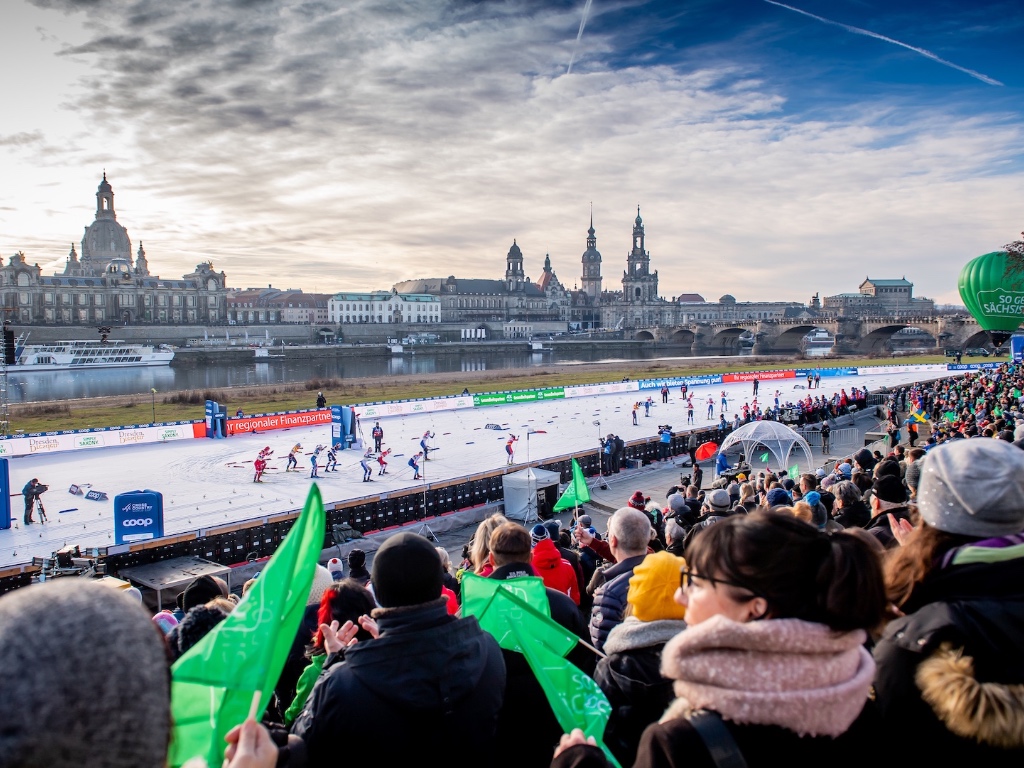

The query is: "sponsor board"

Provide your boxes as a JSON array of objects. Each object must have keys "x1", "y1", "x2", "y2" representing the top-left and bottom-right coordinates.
[
  {"x1": 857, "y1": 364, "x2": 949, "y2": 376},
  {"x1": 794, "y1": 368, "x2": 859, "y2": 378},
  {"x1": 946, "y1": 362, "x2": 1003, "y2": 372},
  {"x1": 473, "y1": 388, "x2": 566, "y2": 407},
  {"x1": 722, "y1": 370, "x2": 795, "y2": 383},
  {"x1": 564, "y1": 382, "x2": 637, "y2": 398},
  {"x1": 0, "y1": 423, "x2": 197, "y2": 458},
  {"x1": 637, "y1": 374, "x2": 724, "y2": 390},
  {"x1": 226, "y1": 409, "x2": 332, "y2": 435},
  {"x1": 356, "y1": 397, "x2": 474, "y2": 419}
]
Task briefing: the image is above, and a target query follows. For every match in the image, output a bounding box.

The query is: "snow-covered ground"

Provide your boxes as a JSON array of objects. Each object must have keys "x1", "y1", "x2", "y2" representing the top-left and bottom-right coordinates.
[{"x1": 1, "y1": 370, "x2": 935, "y2": 565}]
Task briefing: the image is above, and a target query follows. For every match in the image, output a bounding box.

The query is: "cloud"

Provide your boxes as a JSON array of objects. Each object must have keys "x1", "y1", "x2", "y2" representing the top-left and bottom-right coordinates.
[
  {"x1": 0, "y1": 131, "x2": 44, "y2": 146},
  {"x1": 8, "y1": 0, "x2": 1024, "y2": 306}
]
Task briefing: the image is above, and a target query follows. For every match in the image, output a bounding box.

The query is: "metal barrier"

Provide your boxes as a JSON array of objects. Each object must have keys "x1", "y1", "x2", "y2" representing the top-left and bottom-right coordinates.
[{"x1": 799, "y1": 426, "x2": 858, "y2": 447}]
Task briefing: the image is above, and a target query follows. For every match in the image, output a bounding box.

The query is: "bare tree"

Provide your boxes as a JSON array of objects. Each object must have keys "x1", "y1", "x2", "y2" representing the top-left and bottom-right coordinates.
[{"x1": 1006, "y1": 231, "x2": 1024, "y2": 273}]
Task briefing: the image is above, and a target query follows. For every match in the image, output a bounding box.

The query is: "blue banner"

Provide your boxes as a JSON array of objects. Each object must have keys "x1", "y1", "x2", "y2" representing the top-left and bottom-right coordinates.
[
  {"x1": 113, "y1": 489, "x2": 164, "y2": 544},
  {"x1": 794, "y1": 367, "x2": 859, "y2": 378},
  {"x1": 946, "y1": 362, "x2": 1002, "y2": 371},
  {"x1": 0, "y1": 458, "x2": 9, "y2": 530},
  {"x1": 638, "y1": 374, "x2": 723, "y2": 390}
]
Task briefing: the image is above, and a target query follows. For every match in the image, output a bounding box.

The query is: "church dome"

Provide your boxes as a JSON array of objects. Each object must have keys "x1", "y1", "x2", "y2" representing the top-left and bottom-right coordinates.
[
  {"x1": 507, "y1": 240, "x2": 522, "y2": 259},
  {"x1": 83, "y1": 217, "x2": 132, "y2": 265},
  {"x1": 719, "y1": 294, "x2": 736, "y2": 304},
  {"x1": 582, "y1": 245, "x2": 602, "y2": 263},
  {"x1": 97, "y1": 173, "x2": 112, "y2": 193}
]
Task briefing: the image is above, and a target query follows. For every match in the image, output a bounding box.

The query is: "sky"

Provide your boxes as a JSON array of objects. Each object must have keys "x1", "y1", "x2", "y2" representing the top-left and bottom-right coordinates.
[{"x1": 1, "y1": 0, "x2": 1022, "y2": 305}]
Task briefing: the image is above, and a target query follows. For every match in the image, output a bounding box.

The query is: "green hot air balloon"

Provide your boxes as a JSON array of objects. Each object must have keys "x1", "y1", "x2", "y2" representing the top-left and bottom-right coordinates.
[{"x1": 958, "y1": 249, "x2": 1024, "y2": 348}]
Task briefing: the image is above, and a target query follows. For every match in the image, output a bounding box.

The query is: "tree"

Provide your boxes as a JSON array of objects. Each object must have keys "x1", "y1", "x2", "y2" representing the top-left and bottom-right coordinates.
[{"x1": 1006, "y1": 231, "x2": 1024, "y2": 273}]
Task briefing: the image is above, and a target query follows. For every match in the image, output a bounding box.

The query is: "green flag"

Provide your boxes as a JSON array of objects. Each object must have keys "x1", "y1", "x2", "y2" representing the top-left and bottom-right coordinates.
[
  {"x1": 788, "y1": 464, "x2": 799, "y2": 479},
  {"x1": 168, "y1": 485, "x2": 327, "y2": 768},
  {"x1": 759, "y1": 452, "x2": 769, "y2": 463},
  {"x1": 944, "y1": 411, "x2": 957, "y2": 423},
  {"x1": 553, "y1": 458, "x2": 591, "y2": 513},
  {"x1": 461, "y1": 573, "x2": 575, "y2": 656},
  {"x1": 462, "y1": 574, "x2": 620, "y2": 767}
]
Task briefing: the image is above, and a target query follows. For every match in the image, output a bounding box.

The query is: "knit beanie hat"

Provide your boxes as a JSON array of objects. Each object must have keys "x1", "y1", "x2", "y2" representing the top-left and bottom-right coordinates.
[
  {"x1": 904, "y1": 457, "x2": 924, "y2": 493},
  {"x1": 152, "y1": 611, "x2": 179, "y2": 636},
  {"x1": 804, "y1": 491, "x2": 821, "y2": 509},
  {"x1": 327, "y1": 557, "x2": 344, "y2": 581},
  {"x1": 543, "y1": 519, "x2": 562, "y2": 541},
  {"x1": 627, "y1": 551, "x2": 687, "y2": 622},
  {"x1": 181, "y1": 574, "x2": 224, "y2": 611},
  {"x1": 874, "y1": 458, "x2": 901, "y2": 480},
  {"x1": 837, "y1": 462, "x2": 853, "y2": 478},
  {"x1": 872, "y1": 475, "x2": 906, "y2": 505},
  {"x1": 371, "y1": 532, "x2": 443, "y2": 608},
  {"x1": 918, "y1": 439, "x2": 1024, "y2": 537},
  {"x1": 307, "y1": 564, "x2": 335, "y2": 607},
  {"x1": 706, "y1": 489, "x2": 732, "y2": 513},
  {"x1": 348, "y1": 548, "x2": 366, "y2": 570},
  {"x1": 853, "y1": 448, "x2": 876, "y2": 471},
  {"x1": 0, "y1": 581, "x2": 170, "y2": 768},
  {"x1": 766, "y1": 488, "x2": 792, "y2": 507},
  {"x1": 628, "y1": 491, "x2": 646, "y2": 510},
  {"x1": 666, "y1": 493, "x2": 687, "y2": 514},
  {"x1": 576, "y1": 514, "x2": 593, "y2": 529},
  {"x1": 530, "y1": 523, "x2": 550, "y2": 547},
  {"x1": 177, "y1": 604, "x2": 228, "y2": 656}
]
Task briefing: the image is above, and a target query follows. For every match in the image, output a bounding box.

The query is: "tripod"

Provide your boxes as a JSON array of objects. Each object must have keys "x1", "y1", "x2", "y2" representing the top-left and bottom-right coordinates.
[
  {"x1": 416, "y1": 522, "x2": 439, "y2": 543},
  {"x1": 28, "y1": 495, "x2": 47, "y2": 524}
]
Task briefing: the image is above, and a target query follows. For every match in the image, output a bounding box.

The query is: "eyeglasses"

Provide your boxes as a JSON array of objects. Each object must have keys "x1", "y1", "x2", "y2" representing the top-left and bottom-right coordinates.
[{"x1": 679, "y1": 567, "x2": 761, "y2": 597}]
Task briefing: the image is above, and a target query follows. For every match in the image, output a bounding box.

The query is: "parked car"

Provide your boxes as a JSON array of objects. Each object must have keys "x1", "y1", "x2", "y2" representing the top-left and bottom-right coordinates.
[{"x1": 964, "y1": 347, "x2": 990, "y2": 357}]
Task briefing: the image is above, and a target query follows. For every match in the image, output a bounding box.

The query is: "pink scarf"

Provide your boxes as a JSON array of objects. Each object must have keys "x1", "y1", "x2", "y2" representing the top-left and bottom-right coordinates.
[{"x1": 660, "y1": 614, "x2": 874, "y2": 737}]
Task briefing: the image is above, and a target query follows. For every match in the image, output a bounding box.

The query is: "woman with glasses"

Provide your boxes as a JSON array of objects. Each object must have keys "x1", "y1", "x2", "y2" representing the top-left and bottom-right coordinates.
[{"x1": 554, "y1": 511, "x2": 887, "y2": 768}]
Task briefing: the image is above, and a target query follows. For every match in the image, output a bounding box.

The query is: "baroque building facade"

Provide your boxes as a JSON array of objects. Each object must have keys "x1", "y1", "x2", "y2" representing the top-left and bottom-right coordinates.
[{"x1": 1, "y1": 175, "x2": 229, "y2": 325}]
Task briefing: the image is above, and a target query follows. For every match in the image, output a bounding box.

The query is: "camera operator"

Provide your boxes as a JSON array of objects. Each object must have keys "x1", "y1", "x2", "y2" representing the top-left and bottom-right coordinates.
[{"x1": 22, "y1": 478, "x2": 46, "y2": 525}]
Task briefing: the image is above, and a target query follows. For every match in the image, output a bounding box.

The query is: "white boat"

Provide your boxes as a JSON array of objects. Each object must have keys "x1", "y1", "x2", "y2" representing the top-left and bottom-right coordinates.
[{"x1": 14, "y1": 340, "x2": 174, "y2": 370}]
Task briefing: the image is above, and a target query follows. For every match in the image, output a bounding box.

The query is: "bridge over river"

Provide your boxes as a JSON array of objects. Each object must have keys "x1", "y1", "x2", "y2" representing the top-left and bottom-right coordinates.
[{"x1": 632, "y1": 315, "x2": 990, "y2": 355}]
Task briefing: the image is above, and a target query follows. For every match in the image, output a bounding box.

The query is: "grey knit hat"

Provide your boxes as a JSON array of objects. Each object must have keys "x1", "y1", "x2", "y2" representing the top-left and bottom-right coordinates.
[
  {"x1": 904, "y1": 457, "x2": 924, "y2": 493},
  {"x1": 918, "y1": 439, "x2": 1024, "y2": 537},
  {"x1": 0, "y1": 580, "x2": 170, "y2": 768}
]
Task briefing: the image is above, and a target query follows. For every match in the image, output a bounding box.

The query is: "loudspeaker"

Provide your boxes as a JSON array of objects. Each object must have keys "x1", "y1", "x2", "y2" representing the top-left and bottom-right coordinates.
[{"x1": 3, "y1": 330, "x2": 15, "y2": 365}]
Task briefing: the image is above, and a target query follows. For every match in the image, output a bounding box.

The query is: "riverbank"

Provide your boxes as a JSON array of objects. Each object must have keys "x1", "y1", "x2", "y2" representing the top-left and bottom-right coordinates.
[{"x1": 9, "y1": 353, "x2": 946, "y2": 433}]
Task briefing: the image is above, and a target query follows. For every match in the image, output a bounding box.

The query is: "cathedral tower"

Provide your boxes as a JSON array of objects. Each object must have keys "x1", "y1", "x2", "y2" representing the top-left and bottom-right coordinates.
[
  {"x1": 581, "y1": 211, "x2": 603, "y2": 300},
  {"x1": 621, "y1": 206, "x2": 658, "y2": 303}
]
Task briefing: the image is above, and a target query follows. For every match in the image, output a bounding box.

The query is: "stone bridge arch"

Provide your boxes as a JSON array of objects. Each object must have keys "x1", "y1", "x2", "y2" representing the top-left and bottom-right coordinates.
[
  {"x1": 669, "y1": 328, "x2": 695, "y2": 346},
  {"x1": 855, "y1": 324, "x2": 910, "y2": 354},
  {"x1": 707, "y1": 326, "x2": 755, "y2": 355},
  {"x1": 771, "y1": 324, "x2": 828, "y2": 353}
]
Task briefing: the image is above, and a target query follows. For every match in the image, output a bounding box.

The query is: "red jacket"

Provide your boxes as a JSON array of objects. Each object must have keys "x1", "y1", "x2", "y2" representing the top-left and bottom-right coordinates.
[{"x1": 531, "y1": 539, "x2": 580, "y2": 605}]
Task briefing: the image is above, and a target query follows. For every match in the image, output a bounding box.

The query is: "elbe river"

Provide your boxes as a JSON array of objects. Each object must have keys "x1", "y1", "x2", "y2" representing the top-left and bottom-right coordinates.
[{"x1": 7, "y1": 346, "x2": 772, "y2": 404}]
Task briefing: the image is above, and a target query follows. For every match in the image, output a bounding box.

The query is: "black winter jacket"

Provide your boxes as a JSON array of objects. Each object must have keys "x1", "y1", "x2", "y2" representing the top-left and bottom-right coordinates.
[
  {"x1": 589, "y1": 555, "x2": 647, "y2": 651},
  {"x1": 291, "y1": 598, "x2": 505, "y2": 766}
]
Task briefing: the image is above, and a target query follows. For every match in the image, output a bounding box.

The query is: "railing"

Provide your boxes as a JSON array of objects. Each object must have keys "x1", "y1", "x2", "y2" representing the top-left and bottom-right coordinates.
[{"x1": 798, "y1": 426, "x2": 858, "y2": 447}]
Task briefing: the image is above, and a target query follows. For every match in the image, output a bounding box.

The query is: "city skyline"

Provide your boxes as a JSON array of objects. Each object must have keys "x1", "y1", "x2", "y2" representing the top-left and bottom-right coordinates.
[{"x1": 2, "y1": 0, "x2": 1022, "y2": 305}]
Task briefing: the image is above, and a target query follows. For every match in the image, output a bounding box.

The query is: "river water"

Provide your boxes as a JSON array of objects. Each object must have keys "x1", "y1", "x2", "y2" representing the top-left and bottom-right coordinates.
[{"x1": 5, "y1": 345, "x2": 823, "y2": 404}]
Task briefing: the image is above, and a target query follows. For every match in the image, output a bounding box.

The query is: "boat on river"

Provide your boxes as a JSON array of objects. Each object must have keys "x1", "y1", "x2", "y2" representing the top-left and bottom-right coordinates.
[{"x1": 13, "y1": 340, "x2": 174, "y2": 371}]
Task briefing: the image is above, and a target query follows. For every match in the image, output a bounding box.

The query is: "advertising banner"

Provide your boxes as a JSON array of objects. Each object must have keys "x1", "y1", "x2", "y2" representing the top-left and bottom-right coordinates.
[
  {"x1": 794, "y1": 367, "x2": 860, "y2": 378},
  {"x1": 945, "y1": 362, "x2": 1003, "y2": 372},
  {"x1": 113, "y1": 489, "x2": 165, "y2": 544},
  {"x1": 857, "y1": 364, "x2": 949, "y2": 376},
  {"x1": 637, "y1": 374, "x2": 724, "y2": 390},
  {"x1": 564, "y1": 381, "x2": 638, "y2": 398},
  {"x1": 722, "y1": 369, "x2": 795, "y2": 383},
  {"x1": 0, "y1": 423, "x2": 198, "y2": 459},
  {"x1": 0, "y1": 458, "x2": 9, "y2": 530},
  {"x1": 473, "y1": 387, "x2": 565, "y2": 408},
  {"x1": 225, "y1": 409, "x2": 332, "y2": 436},
  {"x1": 355, "y1": 396, "x2": 475, "y2": 419}
]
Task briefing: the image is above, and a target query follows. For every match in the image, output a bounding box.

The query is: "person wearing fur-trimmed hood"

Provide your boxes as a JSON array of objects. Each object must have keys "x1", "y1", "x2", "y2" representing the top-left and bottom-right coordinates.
[{"x1": 873, "y1": 438, "x2": 1024, "y2": 765}]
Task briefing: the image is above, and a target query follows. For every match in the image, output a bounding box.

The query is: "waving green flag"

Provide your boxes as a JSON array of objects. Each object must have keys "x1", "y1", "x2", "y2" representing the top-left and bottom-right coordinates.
[
  {"x1": 168, "y1": 485, "x2": 326, "y2": 768},
  {"x1": 553, "y1": 458, "x2": 591, "y2": 513},
  {"x1": 462, "y1": 574, "x2": 620, "y2": 767}
]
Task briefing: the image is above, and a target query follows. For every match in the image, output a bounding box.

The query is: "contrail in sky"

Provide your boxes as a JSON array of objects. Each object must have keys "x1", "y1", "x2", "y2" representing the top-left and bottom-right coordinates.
[
  {"x1": 763, "y1": 0, "x2": 1003, "y2": 86},
  {"x1": 567, "y1": 0, "x2": 594, "y2": 74}
]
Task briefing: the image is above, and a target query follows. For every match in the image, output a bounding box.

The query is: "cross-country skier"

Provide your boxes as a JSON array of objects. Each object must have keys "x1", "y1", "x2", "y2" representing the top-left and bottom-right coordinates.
[
  {"x1": 706, "y1": 397, "x2": 715, "y2": 420},
  {"x1": 661, "y1": 385, "x2": 669, "y2": 403},
  {"x1": 253, "y1": 456, "x2": 267, "y2": 483},
  {"x1": 360, "y1": 448, "x2": 373, "y2": 482},
  {"x1": 720, "y1": 391, "x2": 728, "y2": 415},
  {"x1": 687, "y1": 399, "x2": 695, "y2": 424},
  {"x1": 377, "y1": 448, "x2": 391, "y2": 475},
  {"x1": 371, "y1": 421, "x2": 384, "y2": 452},
  {"x1": 420, "y1": 430, "x2": 435, "y2": 460},
  {"x1": 310, "y1": 445, "x2": 324, "y2": 478},
  {"x1": 644, "y1": 397, "x2": 653, "y2": 417},
  {"x1": 286, "y1": 443, "x2": 302, "y2": 472},
  {"x1": 325, "y1": 444, "x2": 339, "y2": 472},
  {"x1": 505, "y1": 434, "x2": 518, "y2": 465},
  {"x1": 409, "y1": 452, "x2": 423, "y2": 480},
  {"x1": 632, "y1": 404, "x2": 639, "y2": 425}
]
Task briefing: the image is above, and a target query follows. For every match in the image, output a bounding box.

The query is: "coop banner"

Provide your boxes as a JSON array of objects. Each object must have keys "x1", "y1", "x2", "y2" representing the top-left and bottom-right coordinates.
[
  {"x1": 564, "y1": 382, "x2": 637, "y2": 398},
  {"x1": 356, "y1": 396, "x2": 474, "y2": 419},
  {"x1": 856, "y1": 364, "x2": 949, "y2": 376},
  {"x1": 226, "y1": 410, "x2": 332, "y2": 436}
]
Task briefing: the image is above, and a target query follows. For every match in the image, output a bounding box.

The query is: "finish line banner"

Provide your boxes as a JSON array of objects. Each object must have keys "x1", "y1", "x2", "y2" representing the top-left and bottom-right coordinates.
[{"x1": 637, "y1": 374, "x2": 724, "y2": 390}]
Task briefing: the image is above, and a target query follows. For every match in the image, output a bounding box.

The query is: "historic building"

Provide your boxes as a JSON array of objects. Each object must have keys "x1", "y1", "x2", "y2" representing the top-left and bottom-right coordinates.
[
  {"x1": 227, "y1": 288, "x2": 332, "y2": 325},
  {"x1": 391, "y1": 241, "x2": 564, "y2": 330},
  {"x1": 327, "y1": 291, "x2": 441, "y2": 325},
  {"x1": 2, "y1": 175, "x2": 229, "y2": 325},
  {"x1": 824, "y1": 278, "x2": 934, "y2": 316}
]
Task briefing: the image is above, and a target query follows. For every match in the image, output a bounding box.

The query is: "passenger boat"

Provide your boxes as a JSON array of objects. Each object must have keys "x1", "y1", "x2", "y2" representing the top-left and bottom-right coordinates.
[{"x1": 13, "y1": 340, "x2": 174, "y2": 370}]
